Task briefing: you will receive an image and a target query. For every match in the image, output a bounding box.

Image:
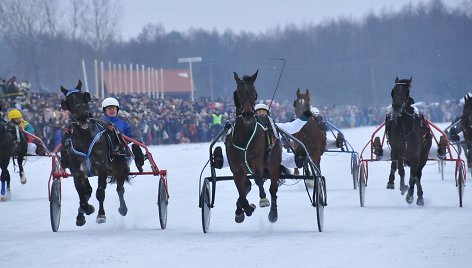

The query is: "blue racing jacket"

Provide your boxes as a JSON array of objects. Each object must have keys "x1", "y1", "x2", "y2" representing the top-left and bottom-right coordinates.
[{"x1": 103, "y1": 115, "x2": 132, "y2": 138}]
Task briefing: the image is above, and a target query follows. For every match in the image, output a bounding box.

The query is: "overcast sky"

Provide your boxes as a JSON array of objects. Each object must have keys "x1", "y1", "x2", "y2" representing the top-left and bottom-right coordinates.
[{"x1": 121, "y1": 0, "x2": 464, "y2": 40}]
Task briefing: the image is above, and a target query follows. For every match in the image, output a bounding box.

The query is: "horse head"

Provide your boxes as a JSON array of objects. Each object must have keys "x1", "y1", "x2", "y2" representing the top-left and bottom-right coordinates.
[
  {"x1": 60, "y1": 80, "x2": 91, "y2": 129},
  {"x1": 463, "y1": 94, "x2": 472, "y2": 123},
  {"x1": 293, "y1": 88, "x2": 311, "y2": 118},
  {"x1": 233, "y1": 70, "x2": 258, "y2": 122},
  {"x1": 391, "y1": 77, "x2": 412, "y2": 115}
]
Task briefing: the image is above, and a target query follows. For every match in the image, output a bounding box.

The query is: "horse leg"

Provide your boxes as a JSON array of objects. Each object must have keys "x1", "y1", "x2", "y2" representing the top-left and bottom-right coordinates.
[
  {"x1": 405, "y1": 159, "x2": 419, "y2": 204},
  {"x1": 397, "y1": 160, "x2": 408, "y2": 195},
  {"x1": 254, "y1": 177, "x2": 269, "y2": 207},
  {"x1": 73, "y1": 172, "x2": 95, "y2": 226},
  {"x1": 17, "y1": 155, "x2": 27, "y2": 184},
  {"x1": 414, "y1": 158, "x2": 428, "y2": 206},
  {"x1": 268, "y1": 175, "x2": 279, "y2": 223},
  {"x1": 116, "y1": 176, "x2": 128, "y2": 216},
  {"x1": 1, "y1": 159, "x2": 11, "y2": 201},
  {"x1": 234, "y1": 174, "x2": 255, "y2": 223},
  {"x1": 386, "y1": 161, "x2": 397, "y2": 189},
  {"x1": 95, "y1": 172, "x2": 108, "y2": 223}
]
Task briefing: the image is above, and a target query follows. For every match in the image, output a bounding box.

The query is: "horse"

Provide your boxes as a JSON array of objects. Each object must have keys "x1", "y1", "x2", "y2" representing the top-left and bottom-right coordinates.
[
  {"x1": 460, "y1": 94, "x2": 472, "y2": 168},
  {"x1": 292, "y1": 88, "x2": 327, "y2": 172},
  {"x1": 60, "y1": 80, "x2": 129, "y2": 226},
  {"x1": 225, "y1": 70, "x2": 282, "y2": 223},
  {"x1": 386, "y1": 77, "x2": 432, "y2": 205},
  {"x1": 0, "y1": 120, "x2": 28, "y2": 201}
]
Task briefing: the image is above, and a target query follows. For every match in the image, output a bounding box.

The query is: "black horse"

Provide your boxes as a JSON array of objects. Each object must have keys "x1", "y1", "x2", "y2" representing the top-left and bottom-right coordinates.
[
  {"x1": 0, "y1": 120, "x2": 28, "y2": 201},
  {"x1": 60, "y1": 81, "x2": 129, "y2": 226},
  {"x1": 225, "y1": 71, "x2": 282, "y2": 223},
  {"x1": 460, "y1": 94, "x2": 472, "y2": 168},
  {"x1": 386, "y1": 77, "x2": 432, "y2": 205}
]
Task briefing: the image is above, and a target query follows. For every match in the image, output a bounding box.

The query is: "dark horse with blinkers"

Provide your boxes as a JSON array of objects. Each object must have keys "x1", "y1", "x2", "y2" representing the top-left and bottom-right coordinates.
[
  {"x1": 0, "y1": 115, "x2": 27, "y2": 201},
  {"x1": 460, "y1": 94, "x2": 472, "y2": 169},
  {"x1": 225, "y1": 71, "x2": 282, "y2": 223},
  {"x1": 386, "y1": 77, "x2": 432, "y2": 206},
  {"x1": 60, "y1": 81, "x2": 129, "y2": 225}
]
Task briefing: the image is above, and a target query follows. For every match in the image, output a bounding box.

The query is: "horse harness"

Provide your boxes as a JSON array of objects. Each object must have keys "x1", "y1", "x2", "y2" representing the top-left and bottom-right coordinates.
[
  {"x1": 386, "y1": 111, "x2": 430, "y2": 150},
  {"x1": 229, "y1": 115, "x2": 276, "y2": 175},
  {"x1": 64, "y1": 118, "x2": 122, "y2": 176}
]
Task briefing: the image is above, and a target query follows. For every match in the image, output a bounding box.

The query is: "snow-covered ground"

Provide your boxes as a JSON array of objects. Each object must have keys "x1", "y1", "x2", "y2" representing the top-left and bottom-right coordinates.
[{"x1": 1, "y1": 123, "x2": 471, "y2": 268}]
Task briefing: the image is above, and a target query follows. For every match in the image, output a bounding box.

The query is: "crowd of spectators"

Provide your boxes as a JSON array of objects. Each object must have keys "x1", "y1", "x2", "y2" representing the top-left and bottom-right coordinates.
[{"x1": 0, "y1": 90, "x2": 463, "y2": 151}]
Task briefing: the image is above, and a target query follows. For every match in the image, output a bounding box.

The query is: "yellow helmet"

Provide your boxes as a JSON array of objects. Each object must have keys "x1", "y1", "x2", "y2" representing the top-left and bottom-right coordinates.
[{"x1": 8, "y1": 109, "x2": 22, "y2": 121}]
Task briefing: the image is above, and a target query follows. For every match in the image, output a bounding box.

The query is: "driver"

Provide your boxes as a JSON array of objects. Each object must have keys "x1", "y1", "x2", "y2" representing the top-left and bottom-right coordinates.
[
  {"x1": 212, "y1": 103, "x2": 344, "y2": 171},
  {"x1": 101, "y1": 97, "x2": 146, "y2": 172}
]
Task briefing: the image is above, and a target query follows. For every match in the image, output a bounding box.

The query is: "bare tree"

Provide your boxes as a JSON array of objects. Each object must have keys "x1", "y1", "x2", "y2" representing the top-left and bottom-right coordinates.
[
  {"x1": 39, "y1": 0, "x2": 60, "y2": 37},
  {"x1": 0, "y1": 0, "x2": 59, "y2": 87},
  {"x1": 84, "y1": 0, "x2": 122, "y2": 53},
  {"x1": 68, "y1": 0, "x2": 89, "y2": 41}
]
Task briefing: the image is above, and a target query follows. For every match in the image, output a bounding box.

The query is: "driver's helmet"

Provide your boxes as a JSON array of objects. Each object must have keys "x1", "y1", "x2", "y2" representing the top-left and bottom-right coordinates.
[
  {"x1": 255, "y1": 103, "x2": 270, "y2": 114},
  {"x1": 310, "y1": 106, "x2": 320, "y2": 116},
  {"x1": 102, "y1": 97, "x2": 120, "y2": 112},
  {"x1": 7, "y1": 109, "x2": 22, "y2": 121}
]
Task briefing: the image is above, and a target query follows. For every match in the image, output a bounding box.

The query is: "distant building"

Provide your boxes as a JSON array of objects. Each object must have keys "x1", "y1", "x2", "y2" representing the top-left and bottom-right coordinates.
[{"x1": 103, "y1": 68, "x2": 195, "y2": 98}]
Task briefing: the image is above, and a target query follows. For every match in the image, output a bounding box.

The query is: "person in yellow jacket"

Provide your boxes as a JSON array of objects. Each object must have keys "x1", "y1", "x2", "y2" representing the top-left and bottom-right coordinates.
[
  {"x1": 8, "y1": 109, "x2": 35, "y2": 134},
  {"x1": 7, "y1": 109, "x2": 45, "y2": 155}
]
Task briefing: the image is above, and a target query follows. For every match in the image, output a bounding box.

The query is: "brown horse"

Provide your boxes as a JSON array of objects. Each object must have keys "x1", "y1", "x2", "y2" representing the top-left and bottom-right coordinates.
[
  {"x1": 292, "y1": 89, "x2": 327, "y2": 173},
  {"x1": 387, "y1": 77, "x2": 432, "y2": 205},
  {"x1": 225, "y1": 70, "x2": 282, "y2": 223}
]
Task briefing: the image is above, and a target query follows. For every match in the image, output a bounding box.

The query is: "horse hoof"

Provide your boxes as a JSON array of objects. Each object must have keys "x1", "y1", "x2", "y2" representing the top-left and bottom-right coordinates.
[
  {"x1": 118, "y1": 206, "x2": 128, "y2": 216},
  {"x1": 20, "y1": 177, "x2": 27, "y2": 184},
  {"x1": 83, "y1": 204, "x2": 95, "y2": 215},
  {"x1": 305, "y1": 180, "x2": 314, "y2": 189},
  {"x1": 400, "y1": 185, "x2": 408, "y2": 195},
  {"x1": 268, "y1": 211, "x2": 278, "y2": 223},
  {"x1": 235, "y1": 213, "x2": 245, "y2": 223},
  {"x1": 96, "y1": 215, "x2": 107, "y2": 224},
  {"x1": 406, "y1": 194, "x2": 414, "y2": 204},
  {"x1": 245, "y1": 204, "x2": 256, "y2": 216},
  {"x1": 416, "y1": 197, "x2": 424, "y2": 206},
  {"x1": 259, "y1": 198, "x2": 270, "y2": 208},
  {"x1": 386, "y1": 182, "x2": 394, "y2": 189},
  {"x1": 76, "y1": 215, "x2": 86, "y2": 226}
]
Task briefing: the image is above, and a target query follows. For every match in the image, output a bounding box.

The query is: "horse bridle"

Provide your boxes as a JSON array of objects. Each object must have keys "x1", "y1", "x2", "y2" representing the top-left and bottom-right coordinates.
[
  {"x1": 65, "y1": 89, "x2": 91, "y2": 123},
  {"x1": 237, "y1": 81, "x2": 256, "y2": 116},
  {"x1": 392, "y1": 82, "x2": 413, "y2": 117}
]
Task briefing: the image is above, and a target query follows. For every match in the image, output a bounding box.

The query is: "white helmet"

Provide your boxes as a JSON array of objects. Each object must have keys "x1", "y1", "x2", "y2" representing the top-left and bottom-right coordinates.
[
  {"x1": 102, "y1": 97, "x2": 120, "y2": 110},
  {"x1": 255, "y1": 103, "x2": 269, "y2": 112},
  {"x1": 311, "y1": 106, "x2": 320, "y2": 115}
]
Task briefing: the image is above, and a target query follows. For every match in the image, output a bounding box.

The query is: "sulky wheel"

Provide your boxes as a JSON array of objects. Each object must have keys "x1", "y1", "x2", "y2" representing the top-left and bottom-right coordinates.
[
  {"x1": 201, "y1": 178, "x2": 212, "y2": 233},
  {"x1": 351, "y1": 153, "x2": 359, "y2": 190},
  {"x1": 359, "y1": 164, "x2": 366, "y2": 207},
  {"x1": 157, "y1": 176, "x2": 168, "y2": 229},
  {"x1": 49, "y1": 179, "x2": 62, "y2": 232},
  {"x1": 313, "y1": 176, "x2": 326, "y2": 232},
  {"x1": 457, "y1": 162, "x2": 465, "y2": 207}
]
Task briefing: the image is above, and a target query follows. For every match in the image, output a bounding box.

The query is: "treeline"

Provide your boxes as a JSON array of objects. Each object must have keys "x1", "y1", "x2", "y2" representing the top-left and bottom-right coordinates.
[{"x1": 1, "y1": 0, "x2": 471, "y2": 106}]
